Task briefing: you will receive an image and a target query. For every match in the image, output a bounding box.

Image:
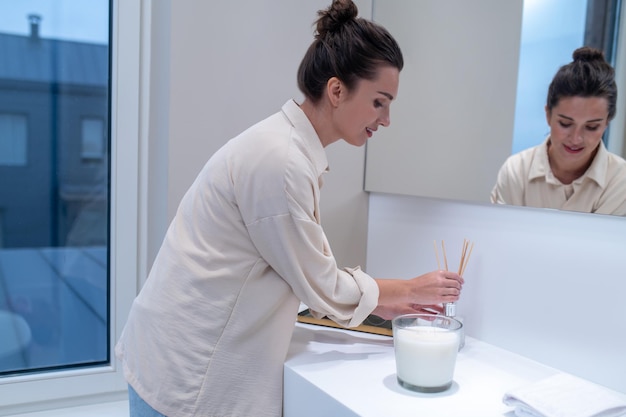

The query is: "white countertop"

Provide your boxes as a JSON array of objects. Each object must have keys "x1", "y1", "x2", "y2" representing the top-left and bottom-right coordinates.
[{"x1": 284, "y1": 322, "x2": 562, "y2": 417}]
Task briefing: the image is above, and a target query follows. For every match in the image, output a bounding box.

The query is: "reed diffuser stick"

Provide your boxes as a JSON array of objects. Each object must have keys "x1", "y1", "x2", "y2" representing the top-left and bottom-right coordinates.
[
  {"x1": 433, "y1": 240, "x2": 441, "y2": 270},
  {"x1": 433, "y1": 239, "x2": 474, "y2": 276},
  {"x1": 460, "y1": 242, "x2": 474, "y2": 276},
  {"x1": 457, "y1": 239, "x2": 468, "y2": 275}
]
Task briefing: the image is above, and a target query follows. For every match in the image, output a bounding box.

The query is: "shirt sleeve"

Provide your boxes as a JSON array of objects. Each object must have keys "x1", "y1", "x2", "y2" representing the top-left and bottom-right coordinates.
[
  {"x1": 245, "y1": 208, "x2": 379, "y2": 328},
  {"x1": 238, "y1": 142, "x2": 377, "y2": 327},
  {"x1": 491, "y1": 155, "x2": 526, "y2": 206},
  {"x1": 594, "y1": 163, "x2": 626, "y2": 216}
]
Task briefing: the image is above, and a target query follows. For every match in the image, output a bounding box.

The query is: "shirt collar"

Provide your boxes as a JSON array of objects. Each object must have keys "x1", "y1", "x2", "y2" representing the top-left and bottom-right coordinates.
[
  {"x1": 528, "y1": 136, "x2": 551, "y2": 181},
  {"x1": 528, "y1": 136, "x2": 609, "y2": 188},
  {"x1": 281, "y1": 99, "x2": 329, "y2": 177},
  {"x1": 580, "y1": 140, "x2": 609, "y2": 188}
]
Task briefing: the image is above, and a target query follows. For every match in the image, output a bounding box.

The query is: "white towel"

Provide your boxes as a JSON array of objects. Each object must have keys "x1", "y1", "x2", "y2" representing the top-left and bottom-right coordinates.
[{"x1": 502, "y1": 373, "x2": 626, "y2": 417}]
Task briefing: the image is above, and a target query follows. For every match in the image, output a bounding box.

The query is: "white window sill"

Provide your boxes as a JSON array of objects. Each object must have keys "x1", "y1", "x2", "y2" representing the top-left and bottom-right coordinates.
[{"x1": 5, "y1": 400, "x2": 129, "y2": 417}]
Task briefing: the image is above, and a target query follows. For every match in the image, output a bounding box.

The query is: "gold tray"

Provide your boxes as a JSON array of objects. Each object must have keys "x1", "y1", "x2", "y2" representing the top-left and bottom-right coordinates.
[{"x1": 297, "y1": 309, "x2": 392, "y2": 337}]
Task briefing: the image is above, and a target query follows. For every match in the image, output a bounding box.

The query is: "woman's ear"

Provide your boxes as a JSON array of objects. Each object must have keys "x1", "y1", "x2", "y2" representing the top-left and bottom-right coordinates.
[
  {"x1": 544, "y1": 105, "x2": 551, "y2": 125},
  {"x1": 326, "y1": 77, "x2": 343, "y2": 108}
]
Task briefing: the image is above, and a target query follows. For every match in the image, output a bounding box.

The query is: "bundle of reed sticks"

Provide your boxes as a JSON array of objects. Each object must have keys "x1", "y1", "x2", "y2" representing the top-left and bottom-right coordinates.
[{"x1": 433, "y1": 239, "x2": 474, "y2": 275}]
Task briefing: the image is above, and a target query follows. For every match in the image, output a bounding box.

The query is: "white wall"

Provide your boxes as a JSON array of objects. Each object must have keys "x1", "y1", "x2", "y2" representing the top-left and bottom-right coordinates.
[
  {"x1": 366, "y1": 192, "x2": 626, "y2": 394},
  {"x1": 365, "y1": 0, "x2": 523, "y2": 203},
  {"x1": 145, "y1": 0, "x2": 372, "y2": 273}
]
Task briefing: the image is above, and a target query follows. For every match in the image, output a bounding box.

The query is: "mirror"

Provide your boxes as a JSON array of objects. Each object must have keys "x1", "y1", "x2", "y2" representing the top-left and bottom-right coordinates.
[{"x1": 365, "y1": 0, "x2": 626, "y2": 216}]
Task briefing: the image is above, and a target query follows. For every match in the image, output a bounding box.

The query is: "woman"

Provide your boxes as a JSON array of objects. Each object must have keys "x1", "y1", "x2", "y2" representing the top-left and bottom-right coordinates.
[
  {"x1": 116, "y1": 1, "x2": 464, "y2": 416},
  {"x1": 491, "y1": 46, "x2": 626, "y2": 216}
]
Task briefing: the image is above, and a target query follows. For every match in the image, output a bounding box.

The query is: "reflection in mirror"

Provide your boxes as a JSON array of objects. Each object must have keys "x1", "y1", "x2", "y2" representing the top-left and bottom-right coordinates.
[
  {"x1": 364, "y1": 0, "x2": 523, "y2": 203},
  {"x1": 365, "y1": 0, "x2": 625, "y2": 216},
  {"x1": 491, "y1": 46, "x2": 626, "y2": 216},
  {"x1": 491, "y1": 0, "x2": 626, "y2": 217}
]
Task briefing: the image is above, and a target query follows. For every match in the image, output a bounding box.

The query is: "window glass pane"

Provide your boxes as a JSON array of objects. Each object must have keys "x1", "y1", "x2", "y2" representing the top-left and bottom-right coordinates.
[
  {"x1": 0, "y1": 114, "x2": 27, "y2": 166},
  {"x1": 0, "y1": 1, "x2": 110, "y2": 376}
]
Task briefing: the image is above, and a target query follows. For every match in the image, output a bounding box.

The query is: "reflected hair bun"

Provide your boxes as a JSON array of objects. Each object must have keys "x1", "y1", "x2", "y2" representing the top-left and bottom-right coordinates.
[{"x1": 572, "y1": 46, "x2": 606, "y2": 63}]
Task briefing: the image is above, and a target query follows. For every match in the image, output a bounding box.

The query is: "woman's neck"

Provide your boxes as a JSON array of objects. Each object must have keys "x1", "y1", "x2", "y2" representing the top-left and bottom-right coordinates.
[{"x1": 298, "y1": 99, "x2": 339, "y2": 148}]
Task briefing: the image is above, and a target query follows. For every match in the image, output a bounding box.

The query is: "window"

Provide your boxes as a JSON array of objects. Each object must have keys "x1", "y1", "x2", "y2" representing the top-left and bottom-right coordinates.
[
  {"x1": 0, "y1": 0, "x2": 141, "y2": 411},
  {"x1": 0, "y1": 114, "x2": 27, "y2": 166},
  {"x1": 0, "y1": 0, "x2": 109, "y2": 377}
]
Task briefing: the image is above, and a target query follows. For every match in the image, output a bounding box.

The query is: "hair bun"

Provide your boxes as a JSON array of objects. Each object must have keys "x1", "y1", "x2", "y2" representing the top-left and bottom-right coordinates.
[
  {"x1": 572, "y1": 46, "x2": 605, "y2": 63},
  {"x1": 315, "y1": 0, "x2": 358, "y2": 39}
]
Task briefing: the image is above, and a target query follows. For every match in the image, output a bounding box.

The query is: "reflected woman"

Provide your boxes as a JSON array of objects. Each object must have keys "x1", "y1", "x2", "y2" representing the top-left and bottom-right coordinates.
[{"x1": 491, "y1": 46, "x2": 626, "y2": 216}]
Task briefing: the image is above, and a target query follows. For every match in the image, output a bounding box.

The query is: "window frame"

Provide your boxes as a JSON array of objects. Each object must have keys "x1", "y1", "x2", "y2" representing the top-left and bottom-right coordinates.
[{"x1": 0, "y1": 0, "x2": 143, "y2": 412}]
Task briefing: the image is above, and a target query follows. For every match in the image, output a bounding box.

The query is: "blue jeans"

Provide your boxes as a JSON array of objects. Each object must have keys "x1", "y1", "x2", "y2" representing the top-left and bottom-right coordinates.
[{"x1": 128, "y1": 385, "x2": 167, "y2": 417}]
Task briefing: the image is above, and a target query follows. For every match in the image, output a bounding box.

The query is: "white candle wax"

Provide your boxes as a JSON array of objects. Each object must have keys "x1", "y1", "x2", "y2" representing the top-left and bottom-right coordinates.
[{"x1": 394, "y1": 326, "x2": 460, "y2": 388}]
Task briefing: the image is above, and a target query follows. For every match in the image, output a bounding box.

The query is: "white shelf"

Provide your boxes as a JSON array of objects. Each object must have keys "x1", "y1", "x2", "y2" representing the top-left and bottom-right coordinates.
[{"x1": 284, "y1": 322, "x2": 598, "y2": 417}]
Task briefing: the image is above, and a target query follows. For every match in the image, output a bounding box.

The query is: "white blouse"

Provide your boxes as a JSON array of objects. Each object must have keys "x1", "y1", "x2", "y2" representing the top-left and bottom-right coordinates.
[
  {"x1": 491, "y1": 137, "x2": 626, "y2": 216},
  {"x1": 115, "y1": 99, "x2": 379, "y2": 417}
]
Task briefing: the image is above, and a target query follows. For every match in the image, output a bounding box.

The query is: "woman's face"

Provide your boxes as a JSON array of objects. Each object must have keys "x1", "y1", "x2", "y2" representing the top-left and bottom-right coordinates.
[
  {"x1": 333, "y1": 66, "x2": 400, "y2": 147},
  {"x1": 546, "y1": 95, "x2": 609, "y2": 172}
]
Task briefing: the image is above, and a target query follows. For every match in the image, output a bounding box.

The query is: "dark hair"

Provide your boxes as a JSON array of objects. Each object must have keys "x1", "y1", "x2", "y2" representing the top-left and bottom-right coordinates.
[
  {"x1": 297, "y1": 0, "x2": 404, "y2": 103},
  {"x1": 546, "y1": 46, "x2": 617, "y2": 121}
]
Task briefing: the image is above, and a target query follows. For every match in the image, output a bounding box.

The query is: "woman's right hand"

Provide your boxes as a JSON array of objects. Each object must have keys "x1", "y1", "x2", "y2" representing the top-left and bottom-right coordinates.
[{"x1": 372, "y1": 271, "x2": 463, "y2": 320}]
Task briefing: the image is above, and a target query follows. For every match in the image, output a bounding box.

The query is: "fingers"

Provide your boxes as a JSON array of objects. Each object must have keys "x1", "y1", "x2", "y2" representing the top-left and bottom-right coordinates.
[
  {"x1": 446, "y1": 286, "x2": 461, "y2": 296},
  {"x1": 411, "y1": 304, "x2": 444, "y2": 314},
  {"x1": 376, "y1": 304, "x2": 427, "y2": 319},
  {"x1": 443, "y1": 270, "x2": 464, "y2": 285},
  {"x1": 403, "y1": 271, "x2": 464, "y2": 306},
  {"x1": 442, "y1": 294, "x2": 460, "y2": 303},
  {"x1": 438, "y1": 274, "x2": 461, "y2": 302},
  {"x1": 439, "y1": 271, "x2": 464, "y2": 290}
]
